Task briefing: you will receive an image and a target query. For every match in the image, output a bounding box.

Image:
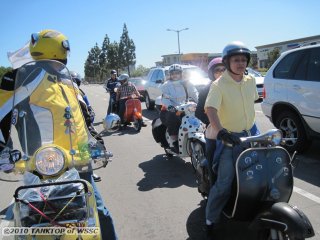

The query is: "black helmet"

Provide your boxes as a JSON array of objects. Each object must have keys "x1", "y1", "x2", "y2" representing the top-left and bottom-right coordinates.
[
  {"x1": 222, "y1": 41, "x2": 251, "y2": 65},
  {"x1": 110, "y1": 70, "x2": 117, "y2": 75}
]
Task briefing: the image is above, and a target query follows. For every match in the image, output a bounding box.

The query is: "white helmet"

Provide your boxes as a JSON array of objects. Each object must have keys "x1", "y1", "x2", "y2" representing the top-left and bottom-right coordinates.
[
  {"x1": 169, "y1": 64, "x2": 182, "y2": 74},
  {"x1": 103, "y1": 113, "x2": 120, "y2": 132}
]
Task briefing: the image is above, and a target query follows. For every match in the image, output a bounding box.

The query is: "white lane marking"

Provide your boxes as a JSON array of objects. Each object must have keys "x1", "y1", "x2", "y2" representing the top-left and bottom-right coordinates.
[
  {"x1": 255, "y1": 110, "x2": 263, "y2": 113},
  {"x1": 293, "y1": 186, "x2": 320, "y2": 204}
]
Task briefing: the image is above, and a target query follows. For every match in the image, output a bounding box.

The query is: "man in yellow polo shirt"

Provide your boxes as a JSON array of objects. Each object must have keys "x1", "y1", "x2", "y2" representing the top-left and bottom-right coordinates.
[{"x1": 204, "y1": 41, "x2": 259, "y2": 238}]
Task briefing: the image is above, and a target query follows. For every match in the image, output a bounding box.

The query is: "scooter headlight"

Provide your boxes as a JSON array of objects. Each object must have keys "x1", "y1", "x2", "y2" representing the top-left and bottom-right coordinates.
[
  {"x1": 187, "y1": 103, "x2": 197, "y2": 112},
  {"x1": 35, "y1": 147, "x2": 65, "y2": 176}
]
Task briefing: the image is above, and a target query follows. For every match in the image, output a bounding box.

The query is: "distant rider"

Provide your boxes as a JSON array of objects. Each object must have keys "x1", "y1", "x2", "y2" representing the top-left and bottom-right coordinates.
[
  {"x1": 116, "y1": 73, "x2": 146, "y2": 128},
  {"x1": 160, "y1": 64, "x2": 198, "y2": 153},
  {"x1": 105, "y1": 70, "x2": 119, "y2": 114},
  {"x1": 195, "y1": 57, "x2": 225, "y2": 181}
]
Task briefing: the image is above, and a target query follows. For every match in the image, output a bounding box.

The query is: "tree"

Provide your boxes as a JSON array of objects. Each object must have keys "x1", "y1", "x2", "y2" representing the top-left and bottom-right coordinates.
[
  {"x1": 0, "y1": 66, "x2": 12, "y2": 80},
  {"x1": 107, "y1": 41, "x2": 120, "y2": 73},
  {"x1": 84, "y1": 43, "x2": 101, "y2": 82},
  {"x1": 266, "y1": 48, "x2": 280, "y2": 68},
  {"x1": 100, "y1": 34, "x2": 110, "y2": 77},
  {"x1": 118, "y1": 23, "x2": 136, "y2": 75},
  {"x1": 130, "y1": 65, "x2": 150, "y2": 77}
]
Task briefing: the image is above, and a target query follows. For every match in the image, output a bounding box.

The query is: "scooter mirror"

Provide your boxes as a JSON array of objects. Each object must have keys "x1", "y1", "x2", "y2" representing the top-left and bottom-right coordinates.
[{"x1": 103, "y1": 113, "x2": 121, "y2": 132}]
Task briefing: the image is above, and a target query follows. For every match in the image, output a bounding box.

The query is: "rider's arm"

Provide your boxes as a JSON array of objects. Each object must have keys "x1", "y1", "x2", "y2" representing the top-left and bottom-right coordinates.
[
  {"x1": 116, "y1": 88, "x2": 120, "y2": 101},
  {"x1": 205, "y1": 107, "x2": 223, "y2": 132},
  {"x1": 132, "y1": 84, "x2": 141, "y2": 97},
  {"x1": 187, "y1": 82, "x2": 199, "y2": 103},
  {"x1": 160, "y1": 83, "x2": 174, "y2": 107}
]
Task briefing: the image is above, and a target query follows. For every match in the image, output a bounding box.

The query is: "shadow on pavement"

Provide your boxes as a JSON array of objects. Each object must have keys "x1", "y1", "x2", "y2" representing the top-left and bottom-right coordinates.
[
  {"x1": 142, "y1": 109, "x2": 159, "y2": 121},
  {"x1": 137, "y1": 154, "x2": 197, "y2": 191},
  {"x1": 293, "y1": 140, "x2": 320, "y2": 187},
  {"x1": 186, "y1": 200, "x2": 261, "y2": 240}
]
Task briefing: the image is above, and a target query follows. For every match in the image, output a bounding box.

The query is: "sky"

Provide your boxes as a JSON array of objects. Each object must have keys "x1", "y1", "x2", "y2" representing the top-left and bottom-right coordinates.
[{"x1": 0, "y1": 0, "x2": 319, "y2": 77}]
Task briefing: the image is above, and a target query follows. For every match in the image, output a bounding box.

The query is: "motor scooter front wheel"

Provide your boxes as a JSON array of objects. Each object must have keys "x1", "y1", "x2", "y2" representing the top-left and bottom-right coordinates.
[
  {"x1": 188, "y1": 140, "x2": 206, "y2": 171},
  {"x1": 133, "y1": 117, "x2": 142, "y2": 132}
]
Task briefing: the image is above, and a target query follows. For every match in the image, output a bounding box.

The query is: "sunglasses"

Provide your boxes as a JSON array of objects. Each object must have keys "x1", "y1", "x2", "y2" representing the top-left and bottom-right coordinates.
[{"x1": 213, "y1": 67, "x2": 226, "y2": 73}]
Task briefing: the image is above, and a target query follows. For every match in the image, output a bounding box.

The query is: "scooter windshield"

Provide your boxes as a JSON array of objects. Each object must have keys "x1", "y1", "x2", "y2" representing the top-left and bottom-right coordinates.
[{"x1": 2, "y1": 60, "x2": 104, "y2": 175}]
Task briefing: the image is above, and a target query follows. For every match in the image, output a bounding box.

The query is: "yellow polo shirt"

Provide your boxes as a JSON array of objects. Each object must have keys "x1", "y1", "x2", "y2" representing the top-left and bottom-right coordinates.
[{"x1": 204, "y1": 71, "x2": 259, "y2": 133}]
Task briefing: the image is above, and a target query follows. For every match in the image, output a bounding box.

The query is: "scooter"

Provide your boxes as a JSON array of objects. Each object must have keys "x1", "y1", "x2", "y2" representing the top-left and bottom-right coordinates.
[
  {"x1": 121, "y1": 95, "x2": 143, "y2": 132},
  {"x1": 0, "y1": 60, "x2": 113, "y2": 239},
  {"x1": 152, "y1": 101, "x2": 206, "y2": 170},
  {"x1": 196, "y1": 129, "x2": 314, "y2": 239}
]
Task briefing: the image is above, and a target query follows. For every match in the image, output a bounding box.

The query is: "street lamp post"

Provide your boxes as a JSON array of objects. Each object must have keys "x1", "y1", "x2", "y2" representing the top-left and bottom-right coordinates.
[{"x1": 167, "y1": 28, "x2": 189, "y2": 63}]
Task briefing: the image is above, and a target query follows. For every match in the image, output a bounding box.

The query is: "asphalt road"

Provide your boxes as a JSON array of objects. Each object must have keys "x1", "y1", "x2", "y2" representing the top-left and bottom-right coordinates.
[{"x1": 0, "y1": 84, "x2": 319, "y2": 240}]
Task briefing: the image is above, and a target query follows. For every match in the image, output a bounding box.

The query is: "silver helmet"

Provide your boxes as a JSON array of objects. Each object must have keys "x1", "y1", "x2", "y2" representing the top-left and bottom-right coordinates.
[{"x1": 103, "y1": 113, "x2": 121, "y2": 132}]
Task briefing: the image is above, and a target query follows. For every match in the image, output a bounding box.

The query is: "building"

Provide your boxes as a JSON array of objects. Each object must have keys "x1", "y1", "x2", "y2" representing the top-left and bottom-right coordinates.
[
  {"x1": 161, "y1": 54, "x2": 181, "y2": 66},
  {"x1": 255, "y1": 35, "x2": 320, "y2": 68},
  {"x1": 180, "y1": 53, "x2": 208, "y2": 71}
]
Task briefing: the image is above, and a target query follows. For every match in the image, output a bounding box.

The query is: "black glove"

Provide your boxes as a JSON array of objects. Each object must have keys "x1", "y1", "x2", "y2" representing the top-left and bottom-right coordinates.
[
  {"x1": 0, "y1": 149, "x2": 21, "y2": 172},
  {"x1": 217, "y1": 129, "x2": 241, "y2": 146},
  {"x1": 167, "y1": 105, "x2": 177, "y2": 113}
]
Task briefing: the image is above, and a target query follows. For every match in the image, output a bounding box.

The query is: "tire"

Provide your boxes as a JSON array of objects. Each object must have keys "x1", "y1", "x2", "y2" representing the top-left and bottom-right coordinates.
[
  {"x1": 257, "y1": 229, "x2": 298, "y2": 240},
  {"x1": 133, "y1": 117, "x2": 142, "y2": 132},
  {"x1": 145, "y1": 92, "x2": 155, "y2": 110},
  {"x1": 189, "y1": 140, "x2": 206, "y2": 171},
  {"x1": 275, "y1": 110, "x2": 311, "y2": 153}
]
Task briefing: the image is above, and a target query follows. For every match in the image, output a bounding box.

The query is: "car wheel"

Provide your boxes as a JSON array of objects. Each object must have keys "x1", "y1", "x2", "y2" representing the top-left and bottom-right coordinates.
[
  {"x1": 275, "y1": 111, "x2": 311, "y2": 153},
  {"x1": 145, "y1": 92, "x2": 155, "y2": 110}
]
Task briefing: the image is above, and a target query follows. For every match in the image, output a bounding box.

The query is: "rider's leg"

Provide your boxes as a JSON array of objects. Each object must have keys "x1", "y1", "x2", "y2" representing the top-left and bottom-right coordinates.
[
  {"x1": 80, "y1": 171, "x2": 118, "y2": 240},
  {"x1": 205, "y1": 146, "x2": 235, "y2": 224},
  {"x1": 118, "y1": 99, "x2": 126, "y2": 124}
]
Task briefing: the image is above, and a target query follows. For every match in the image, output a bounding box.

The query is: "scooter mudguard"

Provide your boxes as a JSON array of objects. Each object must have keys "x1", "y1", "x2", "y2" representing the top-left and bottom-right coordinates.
[
  {"x1": 250, "y1": 202, "x2": 314, "y2": 239},
  {"x1": 188, "y1": 132, "x2": 205, "y2": 143}
]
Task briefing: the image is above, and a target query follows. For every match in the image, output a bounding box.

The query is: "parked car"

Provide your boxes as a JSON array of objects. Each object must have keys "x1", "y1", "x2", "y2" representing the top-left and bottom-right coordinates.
[
  {"x1": 261, "y1": 44, "x2": 320, "y2": 153},
  {"x1": 247, "y1": 67, "x2": 264, "y2": 101},
  {"x1": 128, "y1": 77, "x2": 147, "y2": 101},
  {"x1": 144, "y1": 65, "x2": 210, "y2": 110}
]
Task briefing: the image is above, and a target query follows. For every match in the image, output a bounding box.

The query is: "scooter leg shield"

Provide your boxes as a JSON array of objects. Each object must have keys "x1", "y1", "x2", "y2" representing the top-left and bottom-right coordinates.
[{"x1": 249, "y1": 202, "x2": 314, "y2": 239}]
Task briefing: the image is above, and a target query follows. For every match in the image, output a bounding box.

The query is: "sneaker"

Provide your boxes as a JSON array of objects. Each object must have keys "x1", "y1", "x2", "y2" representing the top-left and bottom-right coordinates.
[
  {"x1": 92, "y1": 173, "x2": 101, "y2": 182},
  {"x1": 141, "y1": 122, "x2": 147, "y2": 127},
  {"x1": 125, "y1": 122, "x2": 132, "y2": 126}
]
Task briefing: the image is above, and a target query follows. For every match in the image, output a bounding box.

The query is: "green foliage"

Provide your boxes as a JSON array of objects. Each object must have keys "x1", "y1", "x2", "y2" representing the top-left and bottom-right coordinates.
[
  {"x1": 0, "y1": 66, "x2": 13, "y2": 84},
  {"x1": 266, "y1": 48, "x2": 280, "y2": 68},
  {"x1": 84, "y1": 23, "x2": 136, "y2": 82},
  {"x1": 118, "y1": 23, "x2": 136, "y2": 76},
  {"x1": 107, "y1": 41, "x2": 120, "y2": 72},
  {"x1": 84, "y1": 43, "x2": 102, "y2": 83},
  {"x1": 130, "y1": 65, "x2": 150, "y2": 77}
]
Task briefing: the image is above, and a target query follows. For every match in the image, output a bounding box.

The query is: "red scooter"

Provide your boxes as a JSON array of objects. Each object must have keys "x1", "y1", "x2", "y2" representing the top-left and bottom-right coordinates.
[{"x1": 122, "y1": 95, "x2": 143, "y2": 132}]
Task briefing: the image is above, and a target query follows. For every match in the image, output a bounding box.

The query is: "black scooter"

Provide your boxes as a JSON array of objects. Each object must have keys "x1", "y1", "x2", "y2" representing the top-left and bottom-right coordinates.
[{"x1": 196, "y1": 129, "x2": 314, "y2": 240}]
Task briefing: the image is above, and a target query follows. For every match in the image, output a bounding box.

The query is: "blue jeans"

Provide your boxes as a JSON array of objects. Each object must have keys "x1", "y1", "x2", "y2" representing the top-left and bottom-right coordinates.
[
  {"x1": 205, "y1": 124, "x2": 260, "y2": 223},
  {"x1": 205, "y1": 146, "x2": 235, "y2": 223},
  {"x1": 80, "y1": 172, "x2": 118, "y2": 240}
]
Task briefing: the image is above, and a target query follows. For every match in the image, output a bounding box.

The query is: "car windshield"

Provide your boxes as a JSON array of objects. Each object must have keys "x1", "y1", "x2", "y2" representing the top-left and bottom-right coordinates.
[{"x1": 183, "y1": 67, "x2": 208, "y2": 80}]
